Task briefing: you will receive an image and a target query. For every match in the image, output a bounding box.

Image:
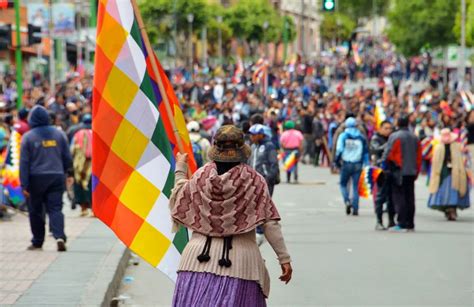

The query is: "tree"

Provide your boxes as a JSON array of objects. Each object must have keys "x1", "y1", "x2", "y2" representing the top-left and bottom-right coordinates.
[
  {"x1": 453, "y1": 0, "x2": 474, "y2": 47},
  {"x1": 338, "y1": 0, "x2": 390, "y2": 23},
  {"x1": 226, "y1": 0, "x2": 282, "y2": 44},
  {"x1": 205, "y1": 3, "x2": 233, "y2": 56},
  {"x1": 387, "y1": 0, "x2": 459, "y2": 56},
  {"x1": 139, "y1": 0, "x2": 209, "y2": 44},
  {"x1": 320, "y1": 13, "x2": 356, "y2": 44}
]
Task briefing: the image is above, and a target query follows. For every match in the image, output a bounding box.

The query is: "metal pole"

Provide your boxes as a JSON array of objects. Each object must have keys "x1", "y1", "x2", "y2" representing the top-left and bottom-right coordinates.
[
  {"x1": 300, "y1": 0, "x2": 305, "y2": 59},
  {"x1": 14, "y1": 0, "x2": 22, "y2": 109},
  {"x1": 49, "y1": 0, "x2": 55, "y2": 96},
  {"x1": 372, "y1": 0, "x2": 376, "y2": 36},
  {"x1": 201, "y1": 27, "x2": 207, "y2": 67},
  {"x1": 76, "y1": 0, "x2": 82, "y2": 72},
  {"x1": 283, "y1": 18, "x2": 288, "y2": 63},
  {"x1": 173, "y1": 0, "x2": 178, "y2": 69},
  {"x1": 459, "y1": 0, "x2": 466, "y2": 87},
  {"x1": 188, "y1": 20, "x2": 193, "y2": 72},
  {"x1": 217, "y1": 16, "x2": 222, "y2": 66}
]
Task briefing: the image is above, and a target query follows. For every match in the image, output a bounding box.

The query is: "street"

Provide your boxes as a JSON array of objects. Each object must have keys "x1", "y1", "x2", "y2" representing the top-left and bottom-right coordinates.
[{"x1": 117, "y1": 164, "x2": 474, "y2": 307}]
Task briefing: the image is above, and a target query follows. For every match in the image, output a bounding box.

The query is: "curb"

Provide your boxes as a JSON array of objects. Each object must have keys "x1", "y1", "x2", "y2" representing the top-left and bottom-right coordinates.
[{"x1": 80, "y1": 238, "x2": 131, "y2": 307}]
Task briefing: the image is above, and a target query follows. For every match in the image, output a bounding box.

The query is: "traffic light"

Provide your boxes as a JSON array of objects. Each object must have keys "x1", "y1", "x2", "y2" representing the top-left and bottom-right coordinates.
[
  {"x1": 322, "y1": 0, "x2": 336, "y2": 12},
  {"x1": 28, "y1": 24, "x2": 42, "y2": 45},
  {"x1": 0, "y1": 24, "x2": 11, "y2": 50}
]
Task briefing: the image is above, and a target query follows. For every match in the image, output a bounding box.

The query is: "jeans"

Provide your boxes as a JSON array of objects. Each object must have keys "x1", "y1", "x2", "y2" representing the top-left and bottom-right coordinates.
[
  {"x1": 339, "y1": 162, "x2": 363, "y2": 211},
  {"x1": 391, "y1": 175, "x2": 416, "y2": 229},
  {"x1": 27, "y1": 174, "x2": 67, "y2": 247}
]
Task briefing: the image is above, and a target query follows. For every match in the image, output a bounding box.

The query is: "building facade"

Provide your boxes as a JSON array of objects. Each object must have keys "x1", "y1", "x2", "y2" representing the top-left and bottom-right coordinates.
[{"x1": 275, "y1": 0, "x2": 322, "y2": 59}]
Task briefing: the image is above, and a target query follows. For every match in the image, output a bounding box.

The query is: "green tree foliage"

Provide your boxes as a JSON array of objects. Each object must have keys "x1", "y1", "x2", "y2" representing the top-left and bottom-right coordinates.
[
  {"x1": 338, "y1": 0, "x2": 390, "y2": 22},
  {"x1": 387, "y1": 0, "x2": 459, "y2": 56},
  {"x1": 205, "y1": 4, "x2": 233, "y2": 54},
  {"x1": 139, "y1": 0, "x2": 208, "y2": 43},
  {"x1": 320, "y1": 13, "x2": 356, "y2": 43},
  {"x1": 226, "y1": 0, "x2": 283, "y2": 43},
  {"x1": 453, "y1": 0, "x2": 474, "y2": 47}
]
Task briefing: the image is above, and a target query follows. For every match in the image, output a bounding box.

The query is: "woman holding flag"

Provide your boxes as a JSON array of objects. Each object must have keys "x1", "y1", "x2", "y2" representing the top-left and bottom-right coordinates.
[{"x1": 170, "y1": 125, "x2": 292, "y2": 306}]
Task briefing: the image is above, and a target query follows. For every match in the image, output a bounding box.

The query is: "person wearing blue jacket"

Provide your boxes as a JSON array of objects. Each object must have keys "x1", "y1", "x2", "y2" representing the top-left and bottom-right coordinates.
[
  {"x1": 335, "y1": 117, "x2": 369, "y2": 216},
  {"x1": 20, "y1": 105, "x2": 73, "y2": 252}
]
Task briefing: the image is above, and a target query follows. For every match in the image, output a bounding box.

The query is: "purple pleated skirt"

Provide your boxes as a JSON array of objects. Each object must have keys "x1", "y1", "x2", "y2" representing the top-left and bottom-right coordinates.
[{"x1": 172, "y1": 271, "x2": 266, "y2": 307}]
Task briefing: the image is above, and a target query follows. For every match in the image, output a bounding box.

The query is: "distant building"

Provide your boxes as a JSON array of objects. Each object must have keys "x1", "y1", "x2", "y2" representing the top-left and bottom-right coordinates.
[{"x1": 274, "y1": 0, "x2": 321, "y2": 59}]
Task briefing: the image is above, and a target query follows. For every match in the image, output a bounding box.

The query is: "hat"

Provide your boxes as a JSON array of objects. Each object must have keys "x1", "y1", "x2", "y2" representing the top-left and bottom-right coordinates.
[
  {"x1": 187, "y1": 121, "x2": 200, "y2": 133},
  {"x1": 208, "y1": 125, "x2": 251, "y2": 163},
  {"x1": 345, "y1": 117, "x2": 357, "y2": 128},
  {"x1": 248, "y1": 124, "x2": 266, "y2": 135},
  {"x1": 439, "y1": 128, "x2": 458, "y2": 144},
  {"x1": 82, "y1": 113, "x2": 92, "y2": 124},
  {"x1": 283, "y1": 120, "x2": 295, "y2": 130}
]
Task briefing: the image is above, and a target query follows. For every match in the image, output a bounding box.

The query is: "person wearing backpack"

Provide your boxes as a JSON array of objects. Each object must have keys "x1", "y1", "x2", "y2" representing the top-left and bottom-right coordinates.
[
  {"x1": 335, "y1": 117, "x2": 369, "y2": 216},
  {"x1": 187, "y1": 121, "x2": 211, "y2": 168},
  {"x1": 71, "y1": 114, "x2": 93, "y2": 217}
]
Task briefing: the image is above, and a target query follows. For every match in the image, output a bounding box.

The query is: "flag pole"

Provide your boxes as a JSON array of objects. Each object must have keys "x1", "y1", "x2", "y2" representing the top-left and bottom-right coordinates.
[{"x1": 131, "y1": 0, "x2": 186, "y2": 155}]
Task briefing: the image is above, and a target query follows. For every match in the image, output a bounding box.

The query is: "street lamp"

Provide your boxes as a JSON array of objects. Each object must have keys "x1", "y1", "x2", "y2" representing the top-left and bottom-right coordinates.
[
  {"x1": 263, "y1": 21, "x2": 269, "y2": 58},
  {"x1": 217, "y1": 15, "x2": 223, "y2": 66},
  {"x1": 187, "y1": 13, "x2": 194, "y2": 71}
]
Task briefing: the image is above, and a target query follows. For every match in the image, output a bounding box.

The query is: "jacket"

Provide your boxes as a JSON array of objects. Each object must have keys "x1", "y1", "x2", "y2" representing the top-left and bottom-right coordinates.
[
  {"x1": 20, "y1": 106, "x2": 72, "y2": 190},
  {"x1": 370, "y1": 133, "x2": 389, "y2": 166},
  {"x1": 336, "y1": 127, "x2": 369, "y2": 164},
  {"x1": 382, "y1": 128, "x2": 421, "y2": 181},
  {"x1": 249, "y1": 139, "x2": 279, "y2": 184}
]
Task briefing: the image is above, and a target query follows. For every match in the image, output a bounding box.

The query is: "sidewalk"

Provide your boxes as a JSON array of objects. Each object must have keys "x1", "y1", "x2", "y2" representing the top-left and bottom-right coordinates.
[{"x1": 0, "y1": 206, "x2": 127, "y2": 306}]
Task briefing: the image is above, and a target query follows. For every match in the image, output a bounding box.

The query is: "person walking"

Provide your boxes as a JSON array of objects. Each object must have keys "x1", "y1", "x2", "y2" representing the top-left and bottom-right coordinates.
[
  {"x1": 249, "y1": 123, "x2": 280, "y2": 246},
  {"x1": 187, "y1": 121, "x2": 211, "y2": 167},
  {"x1": 382, "y1": 115, "x2": 422, "y2": 232},
  {"x1": 280, "y1": 121, "x2": 304, "y2": 183},
  {"x1": 428, "y1": 128, "x2": 470, "y2": 221},
  {"x1": 71, "y1": 114, "x2": 93, "y2": 217},
  {"x1": 20, "y1": 105, "x2": 72, "y2": 252},
  {"x1": 335, "y1": 117, "x2": 370, "y2": 216},
  {"x1": 370, "y1": 120, "x2": 396, "y2": 230},
  {"x1": 170, "y1": 125, "x2": 292, "y2": 306}
]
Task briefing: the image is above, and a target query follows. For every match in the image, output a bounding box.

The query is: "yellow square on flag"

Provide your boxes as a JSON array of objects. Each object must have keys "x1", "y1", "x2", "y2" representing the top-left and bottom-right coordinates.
[
  {"x1": 111, "y1": 119, "x2": 148, "y2": 167},
  {"x1": 130, "y1": 222, "x2": 171, "y2": 267},
  {"x1": 97, "y1": 12, "x2": 128, "y2": 63},
  {"x1": 102, "y1": 67, "x2": 139, "y2": 116},
  {"x1": 120, "y1": 171, "x2": 160, "y2": 219}
]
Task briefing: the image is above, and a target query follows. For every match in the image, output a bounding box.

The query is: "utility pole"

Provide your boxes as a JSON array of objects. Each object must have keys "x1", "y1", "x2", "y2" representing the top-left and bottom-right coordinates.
[
  {"x1": 173, "y1": 0, "x2": 178, "y2": 69},
  {"x1": 217, "y1": 15, "x2": 222, "y2": 66},
  {"x1": 49, "y1": 0, "x2": 55, "y2": 96},
  {"x1": 201, "y1": 26, "x2": 207, "y2": 67},
  {"x1": 283, "y1": 17, "x2": 288, "y2": 63},
  {"x1": 13, "y1": 0, "x2": 22, "y2": 109},
  {"x1": 76, "y1": 0, "x2": 82, "y2": 72},
  {"x1": 459, "y1": 0, "x2": 466, "y2": 87},
  {"x1": 187, "y1": 14, "x2": 194, "y2": 76},
  {"x1": 300, "y1": 0, "x2": 305, "y2": 59}
]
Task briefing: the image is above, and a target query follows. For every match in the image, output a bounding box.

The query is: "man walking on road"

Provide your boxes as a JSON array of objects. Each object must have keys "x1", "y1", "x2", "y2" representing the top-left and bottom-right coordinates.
[
  {"x1": 20, "y1": 106, "x2": 73, "y2": 252},
  {"x1": 370, "y1": 120, "x2": 395, "y2": 230},
  {"x1": 382, "y1": 115, "x2": 422, "y2": 232},
  {"x1": 335, "y1": 117, "x2": 369, "y2": 216}
]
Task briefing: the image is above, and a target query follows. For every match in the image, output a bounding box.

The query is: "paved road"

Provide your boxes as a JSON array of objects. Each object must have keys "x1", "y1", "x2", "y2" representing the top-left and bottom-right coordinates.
[{"x1": 118, "y1": 164, "x2": 474, "y2": 306}]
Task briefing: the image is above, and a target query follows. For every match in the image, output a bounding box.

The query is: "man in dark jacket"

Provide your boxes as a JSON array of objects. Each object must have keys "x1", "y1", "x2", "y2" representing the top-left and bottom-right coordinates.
[
  {"x1": 20, "y1": 106, "x2": 73, "y2": 252},
  {"x1": 382, "y1": 115, "x2": 422, "y2": 232},
  {"x1": 248, "y1": 124, "x2": 279, "y2": 196},
  {"x1": 370, "y1": 120, "x2": 395, "y2": 230},
  {"x1": 248, "y1": 123, "x2": 279, "y2": 246}
]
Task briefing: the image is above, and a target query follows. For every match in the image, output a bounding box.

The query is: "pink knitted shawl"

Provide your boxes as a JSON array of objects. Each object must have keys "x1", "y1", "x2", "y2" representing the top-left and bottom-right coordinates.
[{"x1": 170, "y1": 163, "x2": 280, "y2": 237}]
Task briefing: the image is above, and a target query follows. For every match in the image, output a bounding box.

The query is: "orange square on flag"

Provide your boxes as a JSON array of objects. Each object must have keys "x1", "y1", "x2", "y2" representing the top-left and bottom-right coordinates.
[
  {"x1": 111, "y1": 203, "x2": 144, "y2": 246},
  {"x1": 96, "y1": 11, "x2": 127, "y2": 63},
  {"x1": 100, "y1": 151, "x2": 133, "y2": 198},
  {"x1": 94, "y1": 99, "x2": 123, "y2": 147}
]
